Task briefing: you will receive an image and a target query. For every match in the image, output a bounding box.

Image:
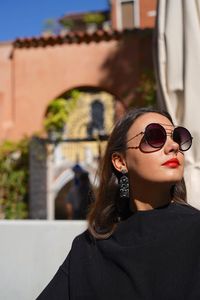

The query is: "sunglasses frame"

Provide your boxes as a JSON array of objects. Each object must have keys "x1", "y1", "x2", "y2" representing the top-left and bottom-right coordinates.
[{"x1": 126, "y1": 123, "x2": 193, "y2": 153}]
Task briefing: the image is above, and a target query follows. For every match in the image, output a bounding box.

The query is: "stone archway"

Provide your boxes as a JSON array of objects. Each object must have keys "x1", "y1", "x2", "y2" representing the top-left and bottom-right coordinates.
[
  {"x1": 30, "y1": 87, "x2": 119, "y2": 219},
  {"x1": 51, "y1": 87, "x2": 116, "y2": 220},
  {"x1": 1, "y1": 29, "x2": 154, "y2": 141}
]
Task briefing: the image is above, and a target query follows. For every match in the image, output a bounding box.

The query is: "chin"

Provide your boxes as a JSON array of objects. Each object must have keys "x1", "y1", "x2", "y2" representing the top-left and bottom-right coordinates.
[
  {"x1": 151, "y1": 174, "x2": 183, "y2": 185},
  {"x1": 160, "y1": 175, "x2": 183, "y2": 184},
  {"x1": 162, "y1": 169, "x2": 183, "y2": 182}
]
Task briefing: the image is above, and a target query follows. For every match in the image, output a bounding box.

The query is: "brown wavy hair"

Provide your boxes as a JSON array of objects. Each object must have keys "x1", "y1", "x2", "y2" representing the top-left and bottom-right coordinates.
[{"x1": 88, "y1": 107, "x2": 187, "y2": 239}]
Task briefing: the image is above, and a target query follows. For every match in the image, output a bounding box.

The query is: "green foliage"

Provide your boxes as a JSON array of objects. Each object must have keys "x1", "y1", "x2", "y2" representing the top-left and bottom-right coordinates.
[
  {"x1": 83, "y1": 13, "x2": 105, "y2": 25},
  {"x1": 59, "y1": 18, "x2": 74, "y2": 29},
  {"x1": 44, "y1": 98, "x2": 68, "y2": 132},
  {"x1": 44, "y1": 89, "x2": 81, "y2": 136},
  {"x1": 136, "y1": 71, "x2": 156, "y2": 107},
  {"x1": 43, "y1": 18, "x2": 58, "y2": 34},
  {"x1": 0, "y1": 138, "x2": 29, "y2": 219}
]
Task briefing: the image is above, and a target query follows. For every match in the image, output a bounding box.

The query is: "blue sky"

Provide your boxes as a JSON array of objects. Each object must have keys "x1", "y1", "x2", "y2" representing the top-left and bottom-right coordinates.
[{"x1": 0, "y1": 0, "x2": 109, "y2": 42}]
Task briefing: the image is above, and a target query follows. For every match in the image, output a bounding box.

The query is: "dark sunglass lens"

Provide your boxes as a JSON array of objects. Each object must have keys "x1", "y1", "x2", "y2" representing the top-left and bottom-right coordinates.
[
  {"x1": 145, "y1": 124, "x2": 166, "y2": 148},
  {"x1": 173, "y1": 127, "x2": 192, "y2": 151}
]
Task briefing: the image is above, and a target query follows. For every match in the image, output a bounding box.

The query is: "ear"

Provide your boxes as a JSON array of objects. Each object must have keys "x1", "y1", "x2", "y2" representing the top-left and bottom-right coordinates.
[{"x1": 111, "y1": 152, "x2": 127, "y2": 173}]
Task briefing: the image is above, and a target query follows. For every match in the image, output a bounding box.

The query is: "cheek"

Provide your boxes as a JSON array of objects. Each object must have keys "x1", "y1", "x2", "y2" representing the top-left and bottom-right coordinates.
[
  {"x1": 126, "y1": 152, "x2": 184, "y2": 183},
  {"x1": 126, "y1": 153, "x2": 156, "y2": 179}
]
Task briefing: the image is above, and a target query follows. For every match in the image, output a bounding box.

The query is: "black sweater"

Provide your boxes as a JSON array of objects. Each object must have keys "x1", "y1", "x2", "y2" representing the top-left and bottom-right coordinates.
[{"x1": 37, "y1": 202, "x2": 200, "y2": 299}]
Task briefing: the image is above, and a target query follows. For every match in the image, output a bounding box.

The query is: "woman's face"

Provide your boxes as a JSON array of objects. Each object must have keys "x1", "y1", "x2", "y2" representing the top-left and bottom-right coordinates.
[{"x1": 124, "y1": 112, "x2": 185, "y2": 186}]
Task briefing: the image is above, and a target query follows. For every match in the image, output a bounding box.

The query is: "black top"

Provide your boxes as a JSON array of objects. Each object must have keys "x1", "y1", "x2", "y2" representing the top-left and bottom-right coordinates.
[{"x1": 37, "y1": 202, "x2": 200, "y2": 299}]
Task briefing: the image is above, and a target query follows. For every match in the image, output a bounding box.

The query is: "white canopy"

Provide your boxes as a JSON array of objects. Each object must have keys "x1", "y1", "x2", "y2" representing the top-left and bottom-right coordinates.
[{"x1": 155, "y1": 0, "x2": 200, "y2": 208}]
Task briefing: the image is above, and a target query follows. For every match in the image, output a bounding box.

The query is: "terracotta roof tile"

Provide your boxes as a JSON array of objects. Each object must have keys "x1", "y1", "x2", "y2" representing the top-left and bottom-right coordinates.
[{"x1": 13, "y1": 29, "x2": 152, "y2": 48}]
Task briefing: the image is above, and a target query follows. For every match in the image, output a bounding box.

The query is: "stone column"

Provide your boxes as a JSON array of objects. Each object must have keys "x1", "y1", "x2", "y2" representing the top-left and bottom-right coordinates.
[{"x1": 29, "y1": 137, "x2": 47, "y2": 219}]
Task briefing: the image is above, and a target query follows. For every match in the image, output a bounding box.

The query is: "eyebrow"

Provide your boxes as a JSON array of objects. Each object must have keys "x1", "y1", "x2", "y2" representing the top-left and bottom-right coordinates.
[{"x1": 159, "y1": 123, "x2": 174, "y2": 127}]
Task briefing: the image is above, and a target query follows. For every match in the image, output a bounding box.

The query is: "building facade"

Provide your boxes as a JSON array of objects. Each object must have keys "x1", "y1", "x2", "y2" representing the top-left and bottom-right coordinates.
[
  {"x1": 111, "y1": 0, "x2": 157, "y2": 30},
  {"x1": 0, "y1": 1, "x2": 156, "y2": 219},
  {"x1": 0, "y1": 29, "x2": 154, "y2": 141}
]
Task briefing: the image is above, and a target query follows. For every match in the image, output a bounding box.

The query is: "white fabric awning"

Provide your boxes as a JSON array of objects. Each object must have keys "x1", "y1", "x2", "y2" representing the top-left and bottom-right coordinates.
[{"x1": 155, "y1": 0, "x2": 200, "y2": 208}]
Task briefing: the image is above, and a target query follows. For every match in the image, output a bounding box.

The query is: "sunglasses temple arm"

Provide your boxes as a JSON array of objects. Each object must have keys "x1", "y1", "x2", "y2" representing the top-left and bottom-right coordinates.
[
  {"x1": 127, "y1": 132, "x2": 144, "y2": 143},
  {"x1": 126, "y1": 146, "x2": 140, "y2": 150}
]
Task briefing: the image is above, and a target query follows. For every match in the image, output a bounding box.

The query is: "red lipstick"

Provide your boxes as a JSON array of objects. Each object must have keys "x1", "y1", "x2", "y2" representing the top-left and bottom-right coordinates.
[{"x1": 162, "y1": 158, "x2": 180, "y2": 168}]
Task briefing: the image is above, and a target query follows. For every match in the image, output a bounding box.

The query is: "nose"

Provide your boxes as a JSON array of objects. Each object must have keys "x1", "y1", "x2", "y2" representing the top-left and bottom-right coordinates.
[{"x1": 164, "y1": 135, "x2": 180, "y2": 154}]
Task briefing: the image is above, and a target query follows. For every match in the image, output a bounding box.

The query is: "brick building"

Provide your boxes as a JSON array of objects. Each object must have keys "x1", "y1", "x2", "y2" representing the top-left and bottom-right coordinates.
[
  {"x1": 0, "y1": 0, "x2": 156, "y2": 142},
  {"x1": 111, "y1": 0, "x2": 157, "y2": 30}
]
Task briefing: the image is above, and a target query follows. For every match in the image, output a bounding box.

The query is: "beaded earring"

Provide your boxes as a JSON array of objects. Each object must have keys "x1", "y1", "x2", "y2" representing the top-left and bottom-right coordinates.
[{"x1": 119, "y1": 168, "x2": 129, "y2": 198}]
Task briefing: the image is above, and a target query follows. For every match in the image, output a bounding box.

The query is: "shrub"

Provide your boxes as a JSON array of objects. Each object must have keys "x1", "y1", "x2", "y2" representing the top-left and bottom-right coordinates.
[{"x1": 0, "y1": 138, "x2": 29, "y2": 219}]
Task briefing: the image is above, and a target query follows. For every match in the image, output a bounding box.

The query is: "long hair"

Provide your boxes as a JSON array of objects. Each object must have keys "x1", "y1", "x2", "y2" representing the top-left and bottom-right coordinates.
[{"x1": 88, "y1": 107, "x2": 187, "y2": 239}]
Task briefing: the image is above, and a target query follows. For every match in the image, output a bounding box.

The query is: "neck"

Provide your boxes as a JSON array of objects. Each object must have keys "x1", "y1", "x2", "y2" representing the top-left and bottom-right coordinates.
[{"x1": 130, "y1": 183, "x2": 173, "y2": 212}]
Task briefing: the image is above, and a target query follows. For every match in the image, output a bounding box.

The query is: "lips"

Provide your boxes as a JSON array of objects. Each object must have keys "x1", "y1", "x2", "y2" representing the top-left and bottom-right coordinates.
[{"x1": 162, "y1": 158, "x2": 180, "y2": 168}]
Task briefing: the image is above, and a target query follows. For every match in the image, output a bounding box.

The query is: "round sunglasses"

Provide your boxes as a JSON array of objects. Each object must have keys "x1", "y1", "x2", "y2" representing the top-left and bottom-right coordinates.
[{"x1": 126, "y1": 123, "x2": 193, "y2": 153}]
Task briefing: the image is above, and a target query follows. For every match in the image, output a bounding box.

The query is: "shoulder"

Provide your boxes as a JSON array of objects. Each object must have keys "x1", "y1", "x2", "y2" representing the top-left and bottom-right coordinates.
[
  {"x1": 71, "y1": 230, "x2": 95, "y2": 252},
  {"x1": 171, "y1": 202, "x2": 200, "y2": 221},
  {"x1": 60, "y1": 230, "x2": 94, "y2": 271},
  {"x1": 173, "y1": 202, "x2": 200, "y2": 231},
  {"x1": 173, "y1": 202, "x2": 200, "y2": 216}
]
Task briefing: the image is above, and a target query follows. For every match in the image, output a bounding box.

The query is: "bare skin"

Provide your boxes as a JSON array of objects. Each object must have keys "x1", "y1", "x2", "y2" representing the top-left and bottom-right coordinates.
[{"x1": 112, "y1": 113, "x2": 184, "y2": 211}]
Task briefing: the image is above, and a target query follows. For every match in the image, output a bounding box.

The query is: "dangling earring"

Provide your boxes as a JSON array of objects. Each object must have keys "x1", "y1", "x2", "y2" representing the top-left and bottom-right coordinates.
[{"x1": 119, "y1": 168, "x2": 129, "y2": 198}]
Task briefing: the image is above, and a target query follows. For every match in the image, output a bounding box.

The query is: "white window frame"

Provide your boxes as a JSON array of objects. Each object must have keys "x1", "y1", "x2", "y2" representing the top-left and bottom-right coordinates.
[{"x1": 116, "y1": 0, "x2": 140, "y2": 30}]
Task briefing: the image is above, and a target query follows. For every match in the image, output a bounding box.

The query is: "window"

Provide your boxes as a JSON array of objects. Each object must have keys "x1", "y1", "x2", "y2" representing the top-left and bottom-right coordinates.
[
  {"x1": 87, "y1": 100, "x2": 105, "y2": 137},
  {"x1": 121, "y1": 1, "x2": 135, "y2": 29},
  {"x1": 116, "y1": 0, "x2": 140, "y2": 30}
]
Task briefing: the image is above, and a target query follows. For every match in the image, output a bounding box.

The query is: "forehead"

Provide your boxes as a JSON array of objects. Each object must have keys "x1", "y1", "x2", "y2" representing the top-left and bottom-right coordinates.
[{"x1": 127, "y1": 112, "x2": 173, "y2": 138}]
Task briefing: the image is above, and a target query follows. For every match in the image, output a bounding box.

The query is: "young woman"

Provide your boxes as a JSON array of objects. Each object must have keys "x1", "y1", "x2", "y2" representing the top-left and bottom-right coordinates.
[{"x1": 37, "y1": 107, "x2": 200, "y2": 300}]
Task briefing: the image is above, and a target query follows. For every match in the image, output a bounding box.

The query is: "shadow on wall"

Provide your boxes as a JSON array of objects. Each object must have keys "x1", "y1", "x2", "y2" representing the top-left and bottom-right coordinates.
[{"x1": 99, "y1": 29, "x2": 154, "y2": 108}]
